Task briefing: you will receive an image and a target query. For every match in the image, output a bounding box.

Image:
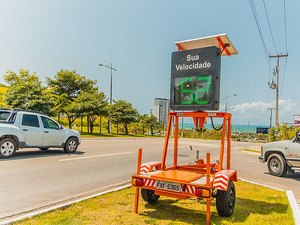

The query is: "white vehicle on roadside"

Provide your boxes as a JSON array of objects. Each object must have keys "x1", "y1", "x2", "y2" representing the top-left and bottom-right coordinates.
[
  {"x1": 259, "y1": 134, "x2": 300, "y2": 177},
  {"x1": 0, "y1": 108, "x2": 11, "y2": 121},
  {"x1": 0, "y1": 109, "x2": 81, "y2": 158}
]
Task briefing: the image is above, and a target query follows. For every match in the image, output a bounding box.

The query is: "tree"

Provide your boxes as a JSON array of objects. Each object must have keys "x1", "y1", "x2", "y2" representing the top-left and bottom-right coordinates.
[
  {"x1": 109, "y1": 100, "x2": 138, "y2": 134},
  {"x1": 4, "y1": 69, "x2": 54, "y2": 114},
  {"x1": 74, "y1": 90, "x2": 108, "y2": 133},
  {"x1": 47, "y1": 70, "x2": 97, "y2": 128},
  {"x1": 138, "y1": 114, "x2": 148, "y2": 135},
  {"x1": 146, "y1": 114, "x2": 161, "y2": 136}
]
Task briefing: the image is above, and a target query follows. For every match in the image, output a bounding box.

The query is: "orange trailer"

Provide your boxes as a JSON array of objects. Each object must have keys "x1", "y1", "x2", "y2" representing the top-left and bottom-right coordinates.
[
  {"x1": 132, "y1": 111, "x2": 237, "y2": 224},
  {"x1": 132, "y1": 34, "x2": 238, "y2": 225}
]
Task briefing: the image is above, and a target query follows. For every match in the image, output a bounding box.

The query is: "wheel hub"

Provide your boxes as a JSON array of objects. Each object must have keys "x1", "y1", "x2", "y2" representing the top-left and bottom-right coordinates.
[
  {"x1": 271, "y1": 158, "x2": 280, "y2": 172},
  {"x1": 68, "y1": 140, "x2": 77, "y2": 151},
  {"x1": 1, "y1": 142, "x2": 14, "y2": 156}
]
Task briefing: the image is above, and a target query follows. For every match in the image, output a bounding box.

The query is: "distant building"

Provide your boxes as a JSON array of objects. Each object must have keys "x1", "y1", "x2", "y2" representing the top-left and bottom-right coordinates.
[{"x1": 154, "y1": 98, "x2": 170, "y2": 126}]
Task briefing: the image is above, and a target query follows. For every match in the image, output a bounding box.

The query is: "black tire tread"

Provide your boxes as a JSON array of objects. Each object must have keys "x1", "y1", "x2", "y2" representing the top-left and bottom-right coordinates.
[
  {"x1": 141, "y1": 188, "x2": 160, "y2": 204},
  {"x1": 216, "y1": 180, "x2": 236, "y2": 217}
]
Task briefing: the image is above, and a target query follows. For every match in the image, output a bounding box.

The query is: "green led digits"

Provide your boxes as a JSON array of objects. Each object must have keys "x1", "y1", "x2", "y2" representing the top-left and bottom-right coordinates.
[
  {"x1": 195, "y1": 75, "x2": 211, "y2": 105},
  {"x1": 179, "y1": 75, "x2": 211, "y2": 105},
  {"x1": 180, "y1": 77, "x2": 194, "y2": 105}
]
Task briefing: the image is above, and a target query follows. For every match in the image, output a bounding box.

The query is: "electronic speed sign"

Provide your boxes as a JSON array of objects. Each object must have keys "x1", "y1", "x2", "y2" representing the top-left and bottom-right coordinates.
[{"x1": 170, "y1": 46, "x2": 221, "y2": 111}]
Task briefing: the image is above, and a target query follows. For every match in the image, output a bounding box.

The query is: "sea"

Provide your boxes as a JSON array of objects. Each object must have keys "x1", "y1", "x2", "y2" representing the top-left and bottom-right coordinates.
[{"x1": 180, "y1": 122, "x2": 269, "y2": 133}]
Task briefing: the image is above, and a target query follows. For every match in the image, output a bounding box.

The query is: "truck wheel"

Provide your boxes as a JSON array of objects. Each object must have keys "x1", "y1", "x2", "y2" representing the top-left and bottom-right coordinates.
[
  {"x1": 216, "y1": 180, "x2": 235, "y2": 217},
  {"x1": 141, "y1": 189, "x2": 160, "y2": 204},
  {"x1": 0, "y1": 138, "x2": 17, "y2": 158},
  {"x1": 267, "y1": 154, "x2": 287, "y2": 177},
  {"x1": 64, "y1": 138, "x2": 78, "y2": 153}
]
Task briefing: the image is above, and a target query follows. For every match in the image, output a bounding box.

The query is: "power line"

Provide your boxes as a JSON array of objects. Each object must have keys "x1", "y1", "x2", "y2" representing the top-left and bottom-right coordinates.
[
  {"x1": 280, "y1": 58, "x2": 288, "y2": 97},
  {"x1": 263, "y1": 0, "x2": 278, "y2": 54},
  {"x1": 280, "y1": 0, "x2": 288, "y2": 97},
  {"x1": 249, "y1": 0, "x2": 269, "y2": 56},
  {"x1": 284, "y1": 0, "x2": 288, "y2": 52}
]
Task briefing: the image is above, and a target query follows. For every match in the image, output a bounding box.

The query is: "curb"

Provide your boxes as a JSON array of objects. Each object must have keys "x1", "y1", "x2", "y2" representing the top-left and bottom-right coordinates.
[
  {"x1": 239, "y1": 178, "x2": 300, "y2": 225},
  {"x1": 0, "y1": 182, "x2": 131, "y2": 225},
  {"x1": 286, "y1": 190, "x2": 300, "y2": 225},
  {"x1": 239, "y1": 178, "x2": 285, "y2": 191}
]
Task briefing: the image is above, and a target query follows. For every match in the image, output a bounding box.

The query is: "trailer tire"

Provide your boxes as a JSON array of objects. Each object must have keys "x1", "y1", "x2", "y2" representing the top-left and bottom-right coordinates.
[
  {"x1": 141, "y1": 189, "x2": 160, "y2": 204},
  {"x1": 216, "y1": 180, "x2": 235, "y2": 217}
]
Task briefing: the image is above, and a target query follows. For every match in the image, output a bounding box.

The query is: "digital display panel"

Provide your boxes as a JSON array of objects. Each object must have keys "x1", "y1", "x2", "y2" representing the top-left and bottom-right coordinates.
[
  {"x1": 174, "y1": 75, "x2": 211, "y2": 105},
  {"x1": 170, "y1": 46, "x2": 221, "y2": 111}
]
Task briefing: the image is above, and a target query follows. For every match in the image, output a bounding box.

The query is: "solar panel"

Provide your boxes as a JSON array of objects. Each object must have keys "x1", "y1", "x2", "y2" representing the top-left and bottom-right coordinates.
[{"x1": 175, "y1": 33, "x2": 238, "y2": 56}]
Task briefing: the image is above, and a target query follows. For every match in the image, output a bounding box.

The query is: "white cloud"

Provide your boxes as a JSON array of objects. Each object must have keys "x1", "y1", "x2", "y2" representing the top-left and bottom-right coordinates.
[
  {"x1": 279, "y1": 99, "x2": 297, "y2": 113},
  {"x1": 228, "y1": 99, "x2": 298, "y2": 125},
  {"x1": 232, "y1": 101, "x2": 271, "y2": 113},
  {"x1": 232, "y1": 99, "x2": 297, "y2": 113}
]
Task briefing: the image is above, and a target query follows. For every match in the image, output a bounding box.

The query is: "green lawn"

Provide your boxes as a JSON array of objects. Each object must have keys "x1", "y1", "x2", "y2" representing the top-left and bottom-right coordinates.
[{"x1": 14, "y1": 181, "x2": 294, "y2": 225}]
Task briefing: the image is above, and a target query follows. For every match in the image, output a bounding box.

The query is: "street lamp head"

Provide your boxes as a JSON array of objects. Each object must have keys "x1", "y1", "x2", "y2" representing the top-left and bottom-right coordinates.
[
  {"x1": 233, "y1": 94, "x2": 237, "y2": 97},
  {"x1": 99, "y1": 64, "x2": 104, "y2": 66}
]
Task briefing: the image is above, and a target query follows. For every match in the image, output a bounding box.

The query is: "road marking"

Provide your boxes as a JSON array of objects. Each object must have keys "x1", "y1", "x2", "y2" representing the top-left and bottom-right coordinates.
[{"x1": 58, "y1": 152, "x2": 133, "y2": 162}]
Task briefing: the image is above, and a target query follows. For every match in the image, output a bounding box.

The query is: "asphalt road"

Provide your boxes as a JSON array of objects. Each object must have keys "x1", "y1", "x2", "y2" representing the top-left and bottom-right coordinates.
[{"x1": 0, "y1": 137, "x2": 299, "y2": 222}]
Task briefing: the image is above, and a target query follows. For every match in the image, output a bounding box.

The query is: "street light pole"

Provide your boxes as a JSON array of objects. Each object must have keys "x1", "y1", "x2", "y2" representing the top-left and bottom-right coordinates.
[
  {"x1": 223, "y1": 94, "x2": 237, "y2": 112},
  {"x1": 99, "y1": 63, "x2": 117, "y2": 134},
  {"x1": 267, "y1": 107, "x2": 275, "y2": 128}
]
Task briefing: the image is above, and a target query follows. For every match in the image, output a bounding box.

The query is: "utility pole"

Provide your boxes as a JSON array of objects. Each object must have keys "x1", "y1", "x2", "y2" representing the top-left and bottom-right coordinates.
[
  {"x1": 269, "y1": 53, "x2": 288, "y2": 128},
  {"x1": 267, "y1": 107, "x2": 275, "y2": 128}
]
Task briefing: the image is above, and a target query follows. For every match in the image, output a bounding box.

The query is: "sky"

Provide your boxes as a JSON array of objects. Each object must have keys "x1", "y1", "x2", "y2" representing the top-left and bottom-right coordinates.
[{"x1": 0, "y1": 0, "x2": 299, "y2": 126}]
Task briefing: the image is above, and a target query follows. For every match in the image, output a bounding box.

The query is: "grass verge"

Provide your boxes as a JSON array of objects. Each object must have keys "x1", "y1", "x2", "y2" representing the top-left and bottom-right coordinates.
[{"x1": 14, "y1": 181, "x2": 294, "y2": 225}]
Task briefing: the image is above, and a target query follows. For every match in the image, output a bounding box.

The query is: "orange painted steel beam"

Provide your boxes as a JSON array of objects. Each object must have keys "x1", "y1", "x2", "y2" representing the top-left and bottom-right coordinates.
[
  {"x1": 206, "y1": 152, "x2": 211, "y2": 186},
  {"x1": 216, "y1": 36, "x2": 231, "y2": 56},
  {"x1": 134, "y1": 148, "x2": 143, "y2": 214},
  {"x1": 227, "y1": 115, "x2": 232, "y2": 169},
  {"x1": 218, "y1": 117, "x2": 227, "y2": 171},
  {"x1": 205, "y1": 152, "x2": 212, "y2": 225},
  {"x1": 137, "y1": 148, "x2": 142, "y2": 175},
  {"x1": 176, "y1": 43, "x2": 184, "y2": 51},
  {"x1": 161, "y1": 114, "x2": 172, "y2": 169},
  {"x1": 206, "y1": 198, "x2": 211, "y2": 225},
  {"x1": 174, "y1": 116, "x2": 179, "y2": 167}
]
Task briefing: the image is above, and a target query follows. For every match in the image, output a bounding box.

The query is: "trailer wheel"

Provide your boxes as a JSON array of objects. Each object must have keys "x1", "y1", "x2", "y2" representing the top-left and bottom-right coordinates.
[
  {"x1": 267, "y1": 153, "x2": 287, "y2": 177},
  {"x1": 216, "y1": 180, "x2": 235, "y2": 217},
  {"x1": 141, "y1": 189, "x2": 160, "y2": 204}
]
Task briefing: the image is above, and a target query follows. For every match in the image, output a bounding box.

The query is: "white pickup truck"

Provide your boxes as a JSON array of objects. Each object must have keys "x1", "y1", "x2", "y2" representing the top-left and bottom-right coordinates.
[
  {"x1": 259, "y1": 135, "x2": 300, "y2": 177},
  {"x1": 0, "y1": 109, "x2": 81, "y2": 158}
]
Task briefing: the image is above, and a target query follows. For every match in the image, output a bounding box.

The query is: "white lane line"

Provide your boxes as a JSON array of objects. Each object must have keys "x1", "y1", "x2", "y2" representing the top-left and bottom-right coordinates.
[{"x1": 58, "y1": 152, "x2": 133, "y2": 162}]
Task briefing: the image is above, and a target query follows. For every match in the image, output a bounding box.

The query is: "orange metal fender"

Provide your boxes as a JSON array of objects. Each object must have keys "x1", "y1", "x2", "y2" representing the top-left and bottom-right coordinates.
[
  {"x1": 213, "y1": 170, "x2": 237, "y2": 191},
  {"x1": 139, "y1": 161, "x2": 162, "y2": 174}
]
